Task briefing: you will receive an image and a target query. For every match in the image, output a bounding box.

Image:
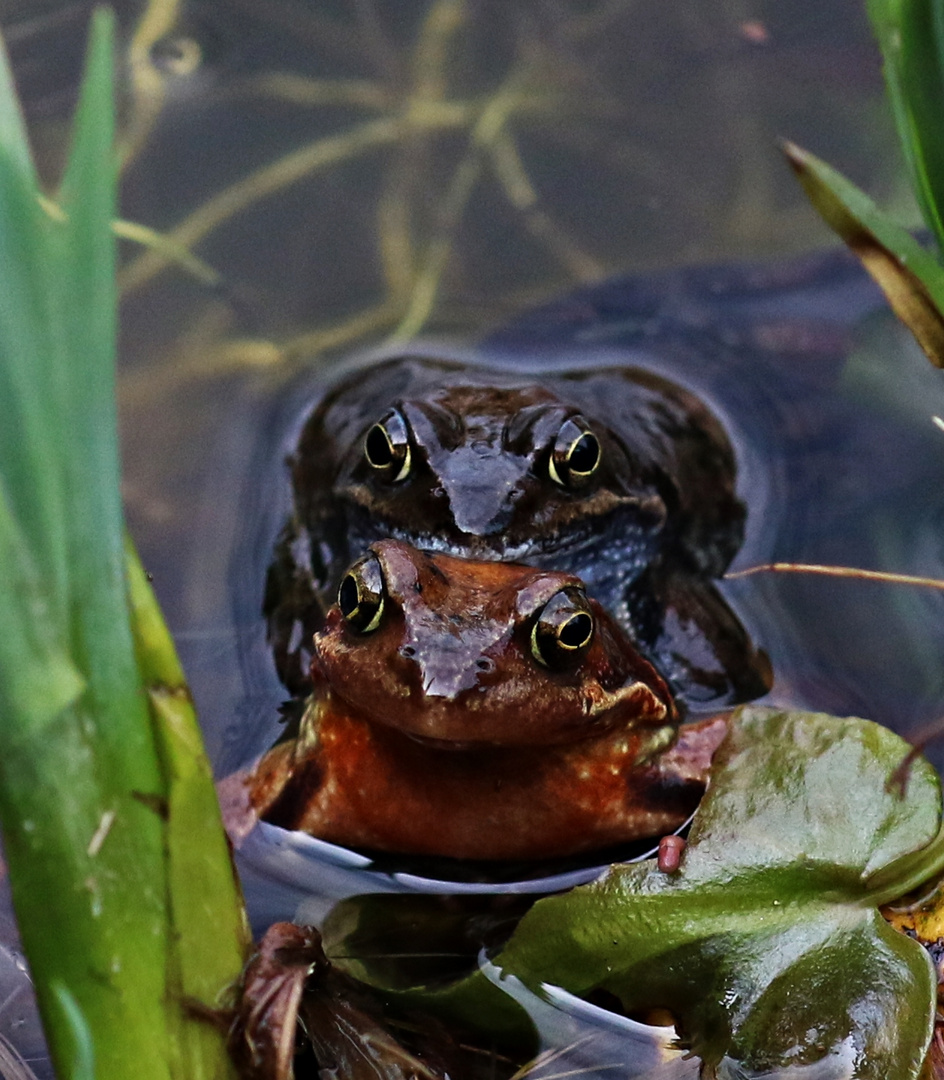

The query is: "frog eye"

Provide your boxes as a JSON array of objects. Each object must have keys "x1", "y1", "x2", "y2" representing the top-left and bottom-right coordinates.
[
  {"x1": 531, "y1": 587, "x2": 595, "y2": 669},
  {"x1": 364, "y1": 409, "x2": 412, "y2": 482},
  {"x1": 338, "y1": 554, "x2": 386, "y2": 633},
  {"x1": 547, "y1": 416, "x2": 601, "y2": 488}
]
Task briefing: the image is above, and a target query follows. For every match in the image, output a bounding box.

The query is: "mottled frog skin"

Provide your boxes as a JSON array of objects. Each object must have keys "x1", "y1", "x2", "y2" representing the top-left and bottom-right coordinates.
[
  {"x1": 246, "y1": 541, "x2": 728, "y2": 860},
  {"x1": 265, "y1": 357, "x2": 770, "y2": 709}
]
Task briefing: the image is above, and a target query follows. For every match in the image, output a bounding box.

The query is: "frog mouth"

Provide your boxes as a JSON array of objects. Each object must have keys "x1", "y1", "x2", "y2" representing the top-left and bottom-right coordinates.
[
  {"x1": 317, "y1": 675, "x2": 676, "y2": 753},
  {"x1": 345, "y1": 496, "x2": 662, "y2": 566},
  {"x1": 400, "y1": 732, "x2": 490, "y2": 752}
]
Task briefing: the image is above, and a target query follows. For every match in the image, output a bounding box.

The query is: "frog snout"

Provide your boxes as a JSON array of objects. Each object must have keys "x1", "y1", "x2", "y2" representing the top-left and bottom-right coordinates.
[
  {"x1": 399, "y1": 632, "x2": 498, "y2": 701},
  {"x1": 438, "y1": 447, "x2": 525, "y2": 536}
]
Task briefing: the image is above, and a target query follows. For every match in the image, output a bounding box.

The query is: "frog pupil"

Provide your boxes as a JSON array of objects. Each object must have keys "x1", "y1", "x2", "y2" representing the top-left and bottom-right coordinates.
[
  {"x1": 568, "y1": 433, "x2": 600, "y2": 475},
  {"x1": 339, "y1": 555, "x2": 386, "y2": 633},
  {"x1": 559, "y1": 612, "x2": 592, "y2": 649},
  {"x1": 365, "y1": 424, "x2": 394, "y2": 467},
  {"x1": 338, "y1": 573, "x2": 360, "y2": 618}
]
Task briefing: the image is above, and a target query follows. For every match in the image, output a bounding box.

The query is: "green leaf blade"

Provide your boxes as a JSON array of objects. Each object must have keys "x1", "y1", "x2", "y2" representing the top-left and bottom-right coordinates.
[
  {"x1": 52, "y1": 10, "x2": 150, "y2": 739},
  {"x1": 127, "y1": 543, "x2": 248, "y2": 1080},
  {"x1": 868, "y1": 0, "x2": 944, "y2": 252},
  {"x1": 0, "y1": 136, "x2": 69, "y2": 615},
  {"x1": 0, "y1": 477, "x2": 84, "y2": 731},
  {"x1": 784, "y1": 140, "x2": 944, "y2": 368},
  {"x1": 0, "y1": 9, "x2": 247, "y2": 1079},
  {"x1": 0, "y1": 12, "x2": 168, "y2": 1079}
]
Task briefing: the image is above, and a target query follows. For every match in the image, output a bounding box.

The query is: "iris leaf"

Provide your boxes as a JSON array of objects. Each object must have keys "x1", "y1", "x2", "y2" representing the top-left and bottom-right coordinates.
[
  {"x1": 867, "y1": 0, "x2": 944, "y2": 252},
  {"x1": 0, "y1": 12, "x2": 245, "y2": 1078},
  {"x1": 784, "y1": 140, "x2": 944, "y2": 369}
]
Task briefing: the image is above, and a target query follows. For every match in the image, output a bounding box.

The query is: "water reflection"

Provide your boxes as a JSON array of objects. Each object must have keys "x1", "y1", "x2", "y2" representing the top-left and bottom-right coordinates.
[{"x1": 486, "y1": 969, "x2": 861, "y2": 1080}]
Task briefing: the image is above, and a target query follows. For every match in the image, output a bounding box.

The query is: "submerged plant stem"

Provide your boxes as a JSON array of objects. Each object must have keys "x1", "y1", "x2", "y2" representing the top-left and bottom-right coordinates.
[
  {"x1": 119, "y1": 116, "x2": 405, "y2": 294},
  {"x1": 120, "y1": 0, "x2": 183, "y2": 170},
  {"x1": 390, "y1": 70, "x2": 537, "y2": 342}
]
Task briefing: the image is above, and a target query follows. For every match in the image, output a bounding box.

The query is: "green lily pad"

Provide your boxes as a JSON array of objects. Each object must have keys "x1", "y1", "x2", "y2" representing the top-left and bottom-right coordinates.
[{"x1": 329, "y1": 707, "x2": 942, "y2": 1078}]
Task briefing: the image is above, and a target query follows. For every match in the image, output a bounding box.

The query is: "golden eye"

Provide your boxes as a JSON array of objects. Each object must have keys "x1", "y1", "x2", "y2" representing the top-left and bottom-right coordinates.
[
  {"x1": 547, "y1": 416, "x2": 601, "y2": 489},
  {"x1": 531, "y1": 587, "x2": 595, "y2": 669},
  {"x1": 364, "y1": 409, "x2": 412, "y2": 481},
  {"x1": 338, "y1": 553, "x2": 385, "y2": 633}
]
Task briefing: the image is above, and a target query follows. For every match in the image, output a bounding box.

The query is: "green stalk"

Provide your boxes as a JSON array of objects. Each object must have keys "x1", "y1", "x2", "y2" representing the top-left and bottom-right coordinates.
[
  {"x1": 868, "y1": 0, "x2": 944, "y2": 252},
  {"x1": 127, "y1": 540, "x2": 249, "y2": 1079},
  {"x1": 0, "y1": 16, "x2": 170, "y2": 1077},
  {"x1": 0, "y1": 11, "x2": 246, "y2": 1077}
]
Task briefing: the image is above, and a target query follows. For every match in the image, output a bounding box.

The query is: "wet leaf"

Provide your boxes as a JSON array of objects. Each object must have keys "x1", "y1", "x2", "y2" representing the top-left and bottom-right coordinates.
[
  {"x1": 784, "y1": 140, "x2": 944, "y2": 369},
  {"x1": 332, "y1": 708, "x2": 942, "y2": 1078}
]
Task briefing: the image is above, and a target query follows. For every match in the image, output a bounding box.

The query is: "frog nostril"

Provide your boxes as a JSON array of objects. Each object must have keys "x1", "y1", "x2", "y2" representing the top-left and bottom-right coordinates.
[
  {"x1": 475, "y1": 657, "x2": 494, "y2": 674},
  {"x1": 400, "y1": 645, "x2": 416, "y2": 658}
]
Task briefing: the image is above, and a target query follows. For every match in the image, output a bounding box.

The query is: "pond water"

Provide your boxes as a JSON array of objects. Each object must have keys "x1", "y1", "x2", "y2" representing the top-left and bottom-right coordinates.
[{"x1": 5, "y1": 1, "x2": 944, "y2": 1078}]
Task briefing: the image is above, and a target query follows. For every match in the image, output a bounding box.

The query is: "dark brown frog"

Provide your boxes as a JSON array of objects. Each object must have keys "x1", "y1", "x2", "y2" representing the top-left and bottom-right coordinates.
[{"x1": 265, "y1": 356, "x2": 770, "y2": 709}]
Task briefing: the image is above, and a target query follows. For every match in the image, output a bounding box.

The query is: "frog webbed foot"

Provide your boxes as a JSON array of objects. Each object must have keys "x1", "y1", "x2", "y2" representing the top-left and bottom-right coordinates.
[
  {"x1": 263, "y1": 517, "x2": 329, "y2": 695},
  {"x1": 628, "y1": 569, "x2": 772, "y2": 712}
]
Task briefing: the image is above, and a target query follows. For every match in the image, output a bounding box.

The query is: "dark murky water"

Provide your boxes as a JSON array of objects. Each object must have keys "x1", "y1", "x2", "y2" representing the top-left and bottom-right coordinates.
[{"x1": 5, "y1": 2, "x2": 944, "y2": 1077}]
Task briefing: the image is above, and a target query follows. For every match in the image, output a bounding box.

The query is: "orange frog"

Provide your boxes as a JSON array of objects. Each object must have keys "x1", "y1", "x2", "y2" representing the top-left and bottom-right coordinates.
[{"x1": 246, "y1": 540, "x2": 727, "y2": 860}]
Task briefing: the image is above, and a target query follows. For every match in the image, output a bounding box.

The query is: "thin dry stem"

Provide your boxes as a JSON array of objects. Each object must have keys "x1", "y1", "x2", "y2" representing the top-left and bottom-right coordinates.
[
  {"x1": 281, "y1": 300, "x2": 404, "y2": 364},
  {"x1": 113, "y1": 219, "x2": 222, "y2": 287},
  {"x1": 726, "y1": 563, "x2": 944, "y2": 591},
  {"x1": 248, "y1": 73, "x2": 391, "y2": 111},
  {"x1": 390, "y1": 67, "x2": 537, "y2": 342}
]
